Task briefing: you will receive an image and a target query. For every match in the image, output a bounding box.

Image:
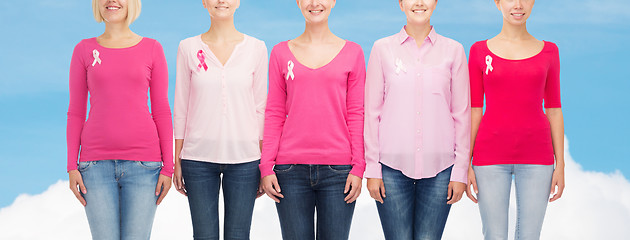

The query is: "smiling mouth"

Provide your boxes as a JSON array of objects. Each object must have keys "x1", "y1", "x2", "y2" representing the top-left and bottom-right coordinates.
[
  {"x1": 106, "y1": 6, "x2": 120, "y2": 10},
  {"x1": 511, "y1": 13, "x2": 525, "y2": 17},
  {"x1": 412, "y1": 9, "x2": 427, "y2": 13},
  {"x1": 309, "y1": 10, "x2": 323, "y2": 13},
  {"x1": 216, "y1": 6, "x2": 229, "y2": 9}
]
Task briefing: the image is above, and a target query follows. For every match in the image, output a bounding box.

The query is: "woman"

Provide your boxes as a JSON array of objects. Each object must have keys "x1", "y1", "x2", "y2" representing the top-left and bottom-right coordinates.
[
  {"x1": 66, "y1": 0, "x2": 173, "y2": 239},
  {"x1": 259, "y1": 0, "x2": 366, "y2": 239},
  {"x1": 364, "y1": 0, "x2": 471, "y2": 239},
  {"x1": 466, "y1": 0, "x2": 565, "y2": 239},
  {"x1": 172, "y1": 0, "x2": 268, "y2": 239}
]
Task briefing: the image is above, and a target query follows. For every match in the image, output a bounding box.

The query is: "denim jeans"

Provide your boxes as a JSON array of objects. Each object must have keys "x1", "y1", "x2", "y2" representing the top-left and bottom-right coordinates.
[
  {"x1": 375, "y1": 164, "x2": 453, "y2": 240},
  {"x1": 181, "y1": 159, "x2": 260, "y2": 240},
  {"x1": 79, "y1": 160, "x2": 161, "y2": 240},
  {"x1": 273, "y1": 164, "x2": 356, "y2": 240},
  {"x1": 473, "y1": 164, "x2": 554, "y2": 240}
]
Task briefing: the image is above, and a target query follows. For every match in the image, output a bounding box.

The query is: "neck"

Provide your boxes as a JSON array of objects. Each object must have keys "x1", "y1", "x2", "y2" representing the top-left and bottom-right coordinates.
[
  {"x1": 300, "y1": 21, "x2": 334, "y2": 43},
  {"x1": 205, "y1": 17, "x2": 240, "y2": 41},
  {"x1": 498, "y1": 21, "x2": 531, "y2": 40},
  {"x1": 102, "y1": 22, "x2": 134, "y2": 39},
  {"x1": 405, "y1": 22, "x2": 432, "y2": 41}
]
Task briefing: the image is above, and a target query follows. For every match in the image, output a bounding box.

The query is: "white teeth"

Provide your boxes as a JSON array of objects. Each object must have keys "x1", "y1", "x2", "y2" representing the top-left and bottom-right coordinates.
[
  {"x1": 512, "y1": 13, "x2": 524, "y2": 16},
  {"x1": 412, "y1": 10, "x2": 427, "y2": 13},
  {"x1": 107, "y1": 7, "x2": 119, "y2": 10},
  {"x1": 310, "y1": 10, "x2": 323, "y2": 13}
]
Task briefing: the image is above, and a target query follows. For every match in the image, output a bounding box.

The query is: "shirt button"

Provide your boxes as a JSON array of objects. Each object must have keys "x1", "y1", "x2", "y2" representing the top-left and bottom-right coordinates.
[
  {"x1": 417, "y1": 112, "x2": 420, "y2": 115},
  {"x1": 417, "y1": 130, "x2": 420, "y2": 133},
  {"x1": 416, "y1": 148, "x2": 421, "y2": 152}
]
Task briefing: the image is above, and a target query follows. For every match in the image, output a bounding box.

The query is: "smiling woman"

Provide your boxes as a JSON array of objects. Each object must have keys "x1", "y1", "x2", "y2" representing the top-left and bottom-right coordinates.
[
  {"x1": 92, "y1": 0, "x2": 140, "y2": 26},
  {"x1": 66, "y1": 0, "x2": 173, "y2": 239}
]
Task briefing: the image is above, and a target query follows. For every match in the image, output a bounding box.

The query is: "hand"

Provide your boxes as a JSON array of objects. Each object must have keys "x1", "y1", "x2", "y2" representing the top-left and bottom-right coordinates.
[
  {"x1": 344, "y1": 174, "x2": 362, "y2": 203},
  {"x1": 68, "y1": 170, "x2": 87, "y2": 206},
  {"x1": 172, "y1": 159, "x2": 187, "y2": 196},
  {"x1": 549, "y1": 168, "x2": 565, "y2": 202},
  {"x1": 156, "y1": 174, "x2": 172, "y2": 205},
  {"x1": 261, "y1": 174, "x2": 284, "y2": 203},
  {"x1": 447, "y1": 181, "x2": 466, "y2": 204},
  {"x1": 256, "y1": 181, "x2": 265, "y2": 199},
  {"x1": 367, "y1": 178, "x2": 386, "y2": 204},
  {"x1": 466, "y1": 166, "x2": 479, "y2": 203}
]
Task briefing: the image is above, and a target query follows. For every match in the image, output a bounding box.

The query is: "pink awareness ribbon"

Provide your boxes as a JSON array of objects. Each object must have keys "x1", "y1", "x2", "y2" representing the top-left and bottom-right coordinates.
[{"x1": 197, "y1": 50, "x2": 208, "y2": 71}]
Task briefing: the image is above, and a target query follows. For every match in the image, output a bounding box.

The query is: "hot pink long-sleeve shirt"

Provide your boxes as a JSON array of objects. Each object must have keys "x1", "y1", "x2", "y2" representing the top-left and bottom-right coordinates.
[
  {"x1": 259, "y1": 40, "x2": 366, "y2": 178},
  {"x1": 66, "y1": 37, "x2": 174, "y2": 176}
]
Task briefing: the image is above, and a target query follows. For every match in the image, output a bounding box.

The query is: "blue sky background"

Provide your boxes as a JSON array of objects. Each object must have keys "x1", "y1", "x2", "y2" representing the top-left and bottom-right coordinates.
[{"x1": 0, "y1": 0, "x2": 628, "y2": 208}]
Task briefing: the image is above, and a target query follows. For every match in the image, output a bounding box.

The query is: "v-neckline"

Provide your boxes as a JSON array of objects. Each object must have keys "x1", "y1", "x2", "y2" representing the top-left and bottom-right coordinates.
[
  {"x1": 198, "y1": 34, "x2": 247, "y2": 68},
  {"x1": 285, "y1": 40, "x2": 348, "y2": 71}
]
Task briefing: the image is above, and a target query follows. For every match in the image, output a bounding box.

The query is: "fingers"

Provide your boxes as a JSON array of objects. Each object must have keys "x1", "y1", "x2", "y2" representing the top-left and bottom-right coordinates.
[
  {"x1": 156, "y1": 177, "x2": 171, "y2": 205},
  {"x1": 256, "y1": 183, "x2": 265, "y2": 199},
  {"x1": 447, "y1": 184, "x2": 453, "y2": 201},
  {"x1": 367, "y1": 179, "x2": 386, "y2": 204},
  {"x1": 549, "y1": 182, "x2": 564, "y2": 202},
  {"x1": 68, "y1": 171, "x2": 87, "y2": 206},
  {"x1": 345, "y1": 181, "x2": 361, "y2": 203},
  {"x1": 380, "y1": 183, "x2": 386, "y2": 199},
  {"x1": 262, "y1": 176, "x2": 284, "y2": 203},
  {"x1": 466, "y1": 178, "x2": 478, "y2": 203},
  {"x1": 447, "y1": 185, "x2": 465, "y2": 205},
  {"x1": 344, "y1": 175, "x2": 361, "y2": 203},
  {"x1": 344, "y1": 178, "x2": 351, "y2": 194},
  {"x1": 368, "y1": 187, "x2": 383, "y2": 204},
  {"x1": 69, "y1": 180, "x2": 87, "y2": 206},
  {"x1": 173, "y1": 175, "x2": 187, "y2": 196}
]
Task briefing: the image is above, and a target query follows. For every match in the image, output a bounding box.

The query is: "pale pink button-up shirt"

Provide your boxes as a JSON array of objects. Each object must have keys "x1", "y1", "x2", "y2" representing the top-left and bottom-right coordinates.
[
  {"x1": 174, "y1": 34, "x2": 268, "y2": 163},
  {"x1": 364, "y1": 27, "x2": 471, "y2": 183}
]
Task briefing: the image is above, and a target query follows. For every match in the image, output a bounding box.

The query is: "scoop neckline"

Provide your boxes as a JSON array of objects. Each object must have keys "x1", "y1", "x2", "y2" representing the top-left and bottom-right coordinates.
[
  {"x1": 93, "y1": 37, "x2": 146, "y2": 50},
  {"x1": 285, "y1": 40, "x2": 349, "y2": 71},
  {"x1": 484, "y1": 40, "x2": 547, "y2": 61}
]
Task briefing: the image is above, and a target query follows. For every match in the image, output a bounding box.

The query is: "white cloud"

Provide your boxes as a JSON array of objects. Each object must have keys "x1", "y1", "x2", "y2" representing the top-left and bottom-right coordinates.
[{"x1": 1, "y1": 136, "x2": 629, "y2": 239}]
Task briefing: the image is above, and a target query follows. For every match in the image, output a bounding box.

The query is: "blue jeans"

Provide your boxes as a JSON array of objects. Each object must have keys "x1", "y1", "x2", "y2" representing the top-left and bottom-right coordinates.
[
  {"x1": 473, "y1": 164, "x2": 554, "y2": 240},
  {"x1": 79, "y1": 160, "x2": 161, "y2": 240},
  {"x1": 181, "y1": 159, "x2": 260, "y2": 240},
  {"x1": 273, "y1": 164, "x2": 356, "y2": 240},
  {"x1": 376, "y1": 164, "x2": 453, "y2": 240}
]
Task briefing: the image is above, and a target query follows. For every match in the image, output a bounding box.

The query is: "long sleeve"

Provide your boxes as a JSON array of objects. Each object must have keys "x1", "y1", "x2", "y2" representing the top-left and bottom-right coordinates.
[
  {"x1": 449, "y1": 44, "x2": 471, "y2": 184},
  {"x1": 150, "y1": 41, "x2": 174, "y2": 177},
  {"x1": 544, "y1": 43, "x2": 562, "y2": 108},
  {"x1": 66, "y1": 42, "x2": 88, "y2": 172},
  {"x1": 174, "y1": 42, "x2": 191, "y2": 140},
  {"x1": 259, "y1": 47, "x2": 286, "y2": 178},
  {"x1": 363, "y1": 42, "x2": 385, "y2": 179},
  {"x1": 347, "y1": 47, "x2": 366, "y2": 178},
  {"x1": 469, "y1": 43, "x2": 485, "y2": 108},
  {"x1": 253, "y1": 42, "x2": 269, "y2": 140}
]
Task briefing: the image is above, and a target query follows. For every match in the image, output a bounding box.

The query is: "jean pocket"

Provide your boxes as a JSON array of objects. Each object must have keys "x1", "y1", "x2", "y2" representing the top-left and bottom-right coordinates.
[
  {"x1": 273, "y1": 164, "x2": 294, "y2": 173},
  {"x1": 136, "y1": 161, "x2": 163, "y2": 170},
  {"x1": 328, "y1": 165, "x2": 352, "y2": 173},
  {"x1": 78, "y1": 161, "x2": 95, "y2": 172}
]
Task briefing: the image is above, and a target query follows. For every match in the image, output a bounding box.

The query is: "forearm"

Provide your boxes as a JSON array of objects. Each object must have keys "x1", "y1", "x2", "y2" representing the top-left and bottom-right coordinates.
[
  {"x1": 546, "y1": 108, "x2": 565, "y2": 168},
  {"x1": 470, "y1": 107, "x2": 483, "y2": 160},
  {"x1": 175, "y1": 139, "x2": 184, "y2": 164}
]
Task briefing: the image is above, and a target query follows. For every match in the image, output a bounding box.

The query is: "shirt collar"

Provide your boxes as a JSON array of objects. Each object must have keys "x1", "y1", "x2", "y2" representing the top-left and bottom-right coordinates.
[{"x1": 396, "y1": 25, "x2": 438, "y2": 45}]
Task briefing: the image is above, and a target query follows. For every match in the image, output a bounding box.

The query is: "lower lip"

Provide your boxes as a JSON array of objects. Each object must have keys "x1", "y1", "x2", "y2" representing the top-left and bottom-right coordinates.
[
  {"x1": 512, "y1": 14, "x2": 525, "y2": 20},
  {"x1": 106, "y1": 8, "x2": 120, "y2": 12}
]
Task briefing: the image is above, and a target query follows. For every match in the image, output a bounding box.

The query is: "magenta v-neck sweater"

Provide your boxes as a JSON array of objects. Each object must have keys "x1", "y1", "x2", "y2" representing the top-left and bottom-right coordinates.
[
  {"x1": 67, "y1": 38, "x2": 174, "y2": 176},
  {"x1": 260, "y1": 40, "x2": 366, "y2": 178}
]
